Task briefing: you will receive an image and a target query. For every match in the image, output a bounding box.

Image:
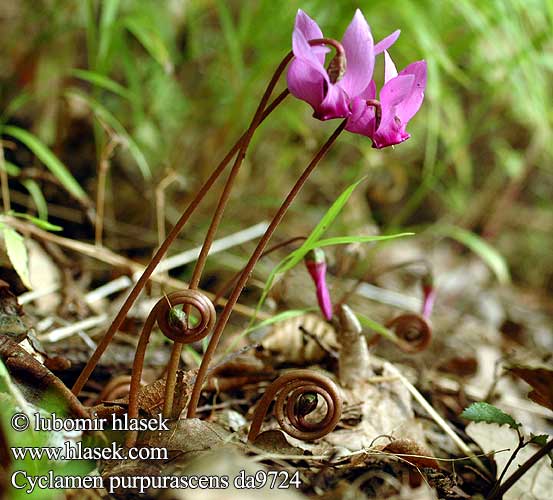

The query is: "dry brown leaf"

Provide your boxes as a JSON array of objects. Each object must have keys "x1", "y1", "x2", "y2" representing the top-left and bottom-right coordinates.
[
  {"x1": 508, "y1": 366, "x2": 553, "y2": 412},
  {"x1": 261, "y1": 313, "x2": 337, "y2": 364},
  {"x1": 102, "y1": 369, "x2": 195, "y2": 418}
]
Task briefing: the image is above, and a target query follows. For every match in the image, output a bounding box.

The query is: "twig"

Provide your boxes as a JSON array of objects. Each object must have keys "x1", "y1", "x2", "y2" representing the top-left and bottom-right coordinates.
[
  {"x1": 95, "y1": 136, "x2": 119, "y2": 247},
  {"x1": 38, "y1": 314, "x2": 108, "y2": 343},
  {"x1": 488, "y1": 439, "x2": 553, "y2": 500},
  {"x1": 5, "y1": 216, "x2": 268, "y2": 320},
  {"x1": 384, "y1": 362, "x2": 491, "y2": 477},
  {"x1": 0, "y1": 142, "x2": 10, "y2": 212}
]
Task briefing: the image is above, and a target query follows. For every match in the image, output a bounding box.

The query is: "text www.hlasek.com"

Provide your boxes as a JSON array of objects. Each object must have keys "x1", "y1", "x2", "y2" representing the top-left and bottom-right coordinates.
[{"x1": 11, "y1": 441, "x2": 167, "y2": 461}]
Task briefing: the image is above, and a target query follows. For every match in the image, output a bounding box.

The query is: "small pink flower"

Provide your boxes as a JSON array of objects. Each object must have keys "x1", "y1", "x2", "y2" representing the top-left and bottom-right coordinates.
[
  {"x1": 287, "y1": 9, "x2": 400, "y2": 121},
  {"x1": 304, "y1": 248, "x2": 333, "y2": 320},
  {"x1": 421, "y1": 274, "x2": 435, "y2": 320},
  {"x1": 346, "y1": 51, "x2": 427, "y2": 148}
]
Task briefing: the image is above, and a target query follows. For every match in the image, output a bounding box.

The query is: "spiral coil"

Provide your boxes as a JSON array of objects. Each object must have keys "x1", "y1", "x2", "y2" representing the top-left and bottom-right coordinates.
[
  {"x1": 155, "y1": 290, "x2": 216, "y2": 343},
  {"x1": 125, "y1": 289, "x2": 215, "y2": 447},
  {"x1": 386, "y1": 313, "x2": 432, "y2": 353},
  {"x1": 248, "y1": 369, "x2": 342, "y2": 442}
]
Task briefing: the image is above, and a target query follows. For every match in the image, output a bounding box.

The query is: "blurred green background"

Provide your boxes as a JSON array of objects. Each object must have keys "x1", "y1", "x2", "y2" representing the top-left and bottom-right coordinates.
[{"x1": 1, "y1": 0, "x2": 552, "y2": 292}]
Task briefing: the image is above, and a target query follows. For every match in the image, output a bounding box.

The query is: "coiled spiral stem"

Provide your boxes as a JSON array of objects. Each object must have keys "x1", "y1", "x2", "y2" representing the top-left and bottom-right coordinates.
[
  {"x1": 248, "y1": 369, "x2": 342, "y2": 442},
  {"x1": 386, "y1": 313, "x2": 432, "y2": 353},
  {"x1": 125, "y1": 290, "x2": 215, "y2": 447}
]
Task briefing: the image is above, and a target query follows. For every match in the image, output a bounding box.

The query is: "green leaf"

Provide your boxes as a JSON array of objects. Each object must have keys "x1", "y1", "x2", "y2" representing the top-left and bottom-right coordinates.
[
  {"x1": 0, "y1": 160, "x2": 21, "y2": 176},
  {"x1": 437, "y1": 225, "x2": 510, "y2": 284},
  {"x1": 355, "y1": 312, "x2": 402, "y2": 345},
  {"x1": 10, "y1": 212, "x2": 62, "y2": 231},
  {"x1": 70, "y1": 69, "x2": 134, "y2": 100},
  {"x1": 1, "y1": 126, "x2": 87, "y2": 202},
  {"x1": 97, "y1": 0, "x2": 121, "y2": 70},
  {"x1": 65, "y1": 89, "x2": 151, "y2": 179},
  {"x1": 461, "y1": 402, "x2": 520, "y2": 429},
  {"x1": 225, "y1": 308, "x2": 315, "y2": 356},
  {"x1": 1, "y1": 225, "x2": 32, "y2": 289},
  {"x1": 530, "y1": 434, "x2": 549, "y2": 446},
  {"x1": 124, "y1": 16, "x2": 172, "y2": 72},
  {"x1": 252, "y1": 179, "x2": 365, "y2": 320},
  {"x1": 20, "y1": 180, "x2": 49, "y2": 220},
  {"x1": 308, "y1": 233, "x2": 414, "y2": 250}
]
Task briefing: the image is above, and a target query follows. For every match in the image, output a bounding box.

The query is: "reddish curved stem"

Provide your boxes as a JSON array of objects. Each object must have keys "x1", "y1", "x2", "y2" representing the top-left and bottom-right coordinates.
[
  {"x1": 162, "y1": 52, "x2": 294, "y2": 418},
  {"x1": 247, "y1": 369, "x2": 342, "y2": 442},
  {"x1": 186, "y1": 121, "x2": 346, "y2": 418},
  {"x1": 71, "y1": 90, "x2": 288, "y2": 397}
]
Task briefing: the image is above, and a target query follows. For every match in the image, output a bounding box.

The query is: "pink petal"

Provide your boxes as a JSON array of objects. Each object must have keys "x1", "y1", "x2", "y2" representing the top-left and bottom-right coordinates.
[
  {"x1": 396, "y1": 60, "x2": 427, "y2": 123},
  {"x1": 294, "y1": 10, "x2": 328, "y2": 64},
  {"x1": 384, "y1": 50, "x2": 398, "y2": 83},
  {"x1": 345, "y1": 96, "x2": 377, "y2": 137},
  {"x1": 292, "y1": 28, "x2": 326, "y2": 69},
  {"x1": 338, "y1": 9, "x2": 374, "y2": 99},
  {"x1": 315, "y1": 83, "x2": 350, "y2": 120},
  {"x1": 374, "y1": 29, "x2": 400, "y2": 55},
  {"x1": 371, "y1": 123, "x2": 410, "y2": 149},
  {"x1": 380, "y1": 74, "x2": 414, "y2": 108},
  {"x1": 288, "y1": 28, "x2": 330, "y2": 110}
]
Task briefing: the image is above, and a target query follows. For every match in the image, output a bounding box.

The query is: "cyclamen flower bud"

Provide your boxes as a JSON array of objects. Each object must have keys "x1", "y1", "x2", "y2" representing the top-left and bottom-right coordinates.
[
  {"x1": 421, "y1": 273, "x2": 435, "y2": 320},
  {"x1": 304, "y1": 248, "x2": 333, "y2": 320}
]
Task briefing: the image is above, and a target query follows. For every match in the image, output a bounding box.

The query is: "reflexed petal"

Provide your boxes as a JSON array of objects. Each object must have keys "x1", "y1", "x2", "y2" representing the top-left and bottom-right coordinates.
[
  {"x1": 286, "y1": 58, "x2": 326, "y2": 109},
  {"x1": 345, "y1": 96, "x2": 377, "y2": 137},
  {"x1": 380, "y1": 74, "x2": 414, "y2": 107},
  {"x1": 384, "y1": 50, "x2": 398, "y2": 83},
  {"x1": 374, "y1": 29, "x2": 400, "y2": 54},
  {"x1": 295, "y1": 10, "x2": 327, "y2": 64},
  {"x1": 372, "y1": 123, "x2": 410, "y2": 149},
  {"x1": 292, "y1": 29, "x2": 326, "y2": 69},
  {"x1": 315, "y1": 83, "x2": 350, "y2": 120},
  {"x1": 396, "y1": 60, "x2": 427, "y2": 123},
  {"x1": 338, "y1": 9, "x2": 374, "y2": 98}
]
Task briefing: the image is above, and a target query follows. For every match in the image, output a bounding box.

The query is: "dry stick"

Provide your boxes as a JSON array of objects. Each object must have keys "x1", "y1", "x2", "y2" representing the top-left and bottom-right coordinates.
[
  {"x1": 0, "y1": 142, "x2": 10, "y2": 212},
  {"x1": 70, "y1": 90, "x2": 288, "y2": 396},
  {"x1": 384, "y1": 362, "x2": 491, "y2": 477},
  {"x1": 487, "y1": 438, "x2": 553, "y2": 500},
  {"x1": 95, "y1": 138, "x2": 118, "y2": 247},
  {"x1": 4, "y1": 215, "x2": 268, "y2": 321},
  {"x1": 162, "y1": 51, "x2": 294, "y2": 418},
  {"x1": 186, "y1": 120, "x2": 347, "y2": 418}
]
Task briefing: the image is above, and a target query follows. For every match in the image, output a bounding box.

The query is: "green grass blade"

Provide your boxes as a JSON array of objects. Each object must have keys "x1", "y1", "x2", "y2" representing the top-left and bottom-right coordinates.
[
  {"x1": 11, "y1": 212, "x2": 62, "y2": 231},
  {"x1": 355, "y1": 312, "x2": 402, "y2": 345},
  {"x1": 70, "y1": 69, "x2": 134, "y2": 100},
  {"x1": 20, "y1": 180, "x2": 49, "y2": 220},
  {"x1": 225, "y1": 308, "x2": 315, "y2": 355},
  {"x1": 97, "y1": 0, "x2": 121, "y2": 70},
  {"x1": 65, "y1": 89, "x2": 151, "y2": 180},
  {"x1": 1, "y1": 126, "x2": 87, "y2": 202},
  {"x1": 124, "y1": 16, "x2": 172, "y2": 72},
  {"x1": 437, "y1": 224, "x2": 511, "y2": 284}
]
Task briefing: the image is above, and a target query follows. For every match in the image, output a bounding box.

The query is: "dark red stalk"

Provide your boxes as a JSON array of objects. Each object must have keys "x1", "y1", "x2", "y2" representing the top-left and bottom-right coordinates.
[
  {"x1": 186, "y1": 120, "x2": 346, "y2": 418},
  {"x1": 71, "y1": 90, "x2": 288, "y2": 396}
]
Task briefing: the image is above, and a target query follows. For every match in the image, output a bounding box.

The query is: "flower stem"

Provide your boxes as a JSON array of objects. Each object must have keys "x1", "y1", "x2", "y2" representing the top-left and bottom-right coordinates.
[
  {"x1": 487, "y1": 438, "x2": 553, "y2": 500},
  {"x1": 71, "y1": 90, "x2": 288, "y2": 397},
  {"x1": 161, "y1": 53, "x2": 294, "y2": 418},
  {"x1": 186, "y1": 120, "x2": 346, "y2": 418}
]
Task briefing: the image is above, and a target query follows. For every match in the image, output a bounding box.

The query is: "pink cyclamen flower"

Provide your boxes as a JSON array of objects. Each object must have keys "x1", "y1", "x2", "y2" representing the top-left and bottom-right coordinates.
[
  {"x1": 421, "y1": 273, "x2": 435, "y2": 320},
  {"x1": 287, "y1": 9, "x2": 400, "y2": 121},
  {"x1": 304, "y1": 248, "x2": 333, "y2": 321},
  {"x1": 346, "y1": 51, "x2": 427, "y2": 148}
]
